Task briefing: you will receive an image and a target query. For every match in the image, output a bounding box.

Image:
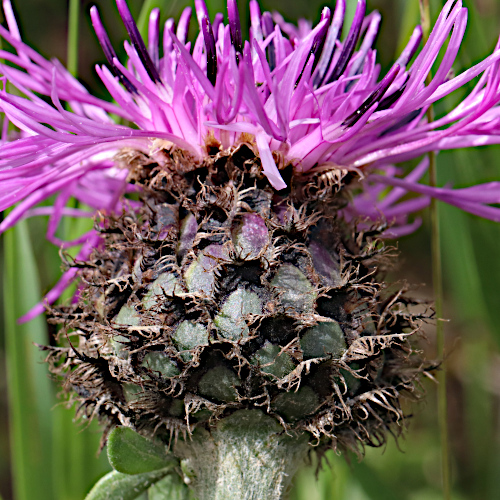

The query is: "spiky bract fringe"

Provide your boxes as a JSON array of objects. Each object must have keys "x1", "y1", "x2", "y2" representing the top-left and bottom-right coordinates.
[{"x1": 43, "y1": 140, "x2": 431, "y2": 455}]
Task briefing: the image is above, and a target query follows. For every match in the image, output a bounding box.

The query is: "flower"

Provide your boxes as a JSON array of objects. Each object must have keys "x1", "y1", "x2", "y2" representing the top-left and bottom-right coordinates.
[{"x1": 2, "y1": 2, "x2": 500, "y2": 495}]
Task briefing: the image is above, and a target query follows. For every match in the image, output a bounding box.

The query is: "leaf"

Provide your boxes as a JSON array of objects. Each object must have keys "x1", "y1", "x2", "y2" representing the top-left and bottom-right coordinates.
[
  {"x1": 85, "y1": 469, "x2": 170, "y2": 500},
  {"x1": 107, "y1": 426, "x2": 177, "y2": 475},
  {"x1": 148, "y1": 474, "x2": 193, "y2": 500}
]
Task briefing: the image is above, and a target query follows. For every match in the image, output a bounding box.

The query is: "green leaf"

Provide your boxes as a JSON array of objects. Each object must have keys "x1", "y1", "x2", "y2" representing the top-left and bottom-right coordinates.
[
  {"x1": 148, "y1": 474, "x2": 192, "y2": 500},
  {"x1": 85, "y1": 469, "x2": 170, "y2": 500},
  {"x1": 107, "y1": 426, "x2": 177, "y2": 475}
]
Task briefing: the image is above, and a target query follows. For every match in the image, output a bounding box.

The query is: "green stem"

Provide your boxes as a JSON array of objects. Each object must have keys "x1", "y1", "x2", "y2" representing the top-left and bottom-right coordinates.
[
  {"x1": 67, "y1": 0, "x2": 79, "y2": 76},
  {"x1": 419, "y1": 2, "x2": 451, "y2": 500},
  {"x1": 174, "y1": 410, "x2": 309, "y2": 500},
  {"x1": 429, "y1": 138, "x2": 450, "y2": 500}
]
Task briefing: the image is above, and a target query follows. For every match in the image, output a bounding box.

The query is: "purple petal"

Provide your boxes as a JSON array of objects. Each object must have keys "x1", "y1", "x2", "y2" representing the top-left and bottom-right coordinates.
[
  {"x1": 176, "y1": 7, "x2": 192, "y2": 43},
  {"x1": 148, "y1": 8, "x2": 161, "y2": 68},
  {"x1": 249, "y1": 0, "x2": 263, "y2": 42},
  {"x1": 255, "y1": 133, "x2": 286, "y2": 190}
]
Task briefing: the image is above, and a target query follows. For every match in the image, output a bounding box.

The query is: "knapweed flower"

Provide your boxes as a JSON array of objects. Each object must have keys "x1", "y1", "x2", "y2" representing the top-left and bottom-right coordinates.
[{"x1": 1, "y1": 0, "x2": 500, "y2": 497}]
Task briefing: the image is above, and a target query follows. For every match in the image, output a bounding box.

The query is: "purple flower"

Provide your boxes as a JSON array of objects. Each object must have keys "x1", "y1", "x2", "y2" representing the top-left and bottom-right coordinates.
[{"x1": 1, "y1": 0, "x2": 500, "y2": 319}]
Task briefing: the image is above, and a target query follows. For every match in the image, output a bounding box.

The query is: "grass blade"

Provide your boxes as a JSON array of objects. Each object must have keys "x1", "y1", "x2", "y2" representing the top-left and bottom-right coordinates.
[
  {"x1": 4, "y1": 221, "x2": 55, "y2": 500},
  {"x1": 67, "y1": 0, "x2": 80, "y2": 76}
]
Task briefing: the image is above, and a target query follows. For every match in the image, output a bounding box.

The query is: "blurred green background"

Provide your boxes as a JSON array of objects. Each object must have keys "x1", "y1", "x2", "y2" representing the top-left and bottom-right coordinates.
[{"x1": 1, "y1": 0, "x2": 500, "y2": 499}]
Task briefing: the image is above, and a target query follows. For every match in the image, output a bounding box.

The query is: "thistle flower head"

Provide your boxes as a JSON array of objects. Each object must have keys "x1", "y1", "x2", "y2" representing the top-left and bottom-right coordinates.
[{"x1": 1, "y1": 0, "x2": 500, "y2": 489}]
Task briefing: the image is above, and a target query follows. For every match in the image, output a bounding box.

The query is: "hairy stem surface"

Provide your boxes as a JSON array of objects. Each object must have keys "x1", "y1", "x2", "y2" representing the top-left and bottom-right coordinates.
[{"x1": 174, "y1": 410, "x2": 310, "y2": 500}]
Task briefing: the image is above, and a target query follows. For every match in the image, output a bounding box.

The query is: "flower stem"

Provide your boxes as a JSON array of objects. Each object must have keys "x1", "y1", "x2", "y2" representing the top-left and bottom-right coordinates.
[
  {"x1": 419, "y1": 2, "x2": 451, "y2": 499},
  {"x1": 67, "y1": 0, "x2": 79, "y2": 76},
  {"x1": 174, "y1": 410, "x2": 309, "y2": 500}
]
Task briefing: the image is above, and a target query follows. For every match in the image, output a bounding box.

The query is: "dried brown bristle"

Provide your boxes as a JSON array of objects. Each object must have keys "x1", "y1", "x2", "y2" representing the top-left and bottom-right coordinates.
[{"x1": 44, "y1": 140, "x2": 432, "y2": 456}]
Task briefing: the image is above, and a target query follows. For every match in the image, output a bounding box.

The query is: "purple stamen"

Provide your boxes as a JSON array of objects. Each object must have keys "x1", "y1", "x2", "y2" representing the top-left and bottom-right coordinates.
[
  {"x1": 202, "y1": 19, "x2": 217, "y2": 85},
  {"x1": 347, "y1": 10, "x2": 381, "y2": 81},
  {"x1": 90, "y1": 6, "x2": 138, "y2": 94},
  {"x1": 116, "y1": 0, "x2": 161, "y2": 83},
  {"x1": 296, "y1": 7, "x2": 330, "y2": 87},
  {"x1": 313, "y1": 0, "x2": 346, "y2": 87},
  {"x1": 227, "y1": 0, "x2": 243, "y2": 56},
  {"x1": 310, "y1": 8, "x2": 331, "y2": 74},
  {"x1": 379, "y1": 108, "x2": 422, "y2": 136},
  {"x1": 261, "y1": 12, "x2": 276, "y2": 72},
  {"x1": 195, "y1": 0, "x2": 217, "y2": 85},
  {"x1": 324, "y1": 0, "x2": 366, "y2": 85},
  {"x1": 378, "y1": 77, "x2": 409, "y2": 111},
  {"x1": 343, "y1": 64, "x2": 400, "y2": 127}
]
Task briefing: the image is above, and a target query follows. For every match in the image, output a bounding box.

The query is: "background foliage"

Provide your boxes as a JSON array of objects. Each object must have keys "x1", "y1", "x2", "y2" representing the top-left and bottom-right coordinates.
[{"x1": 1, "y1": 0, "x2": 499, "y2": 499}]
